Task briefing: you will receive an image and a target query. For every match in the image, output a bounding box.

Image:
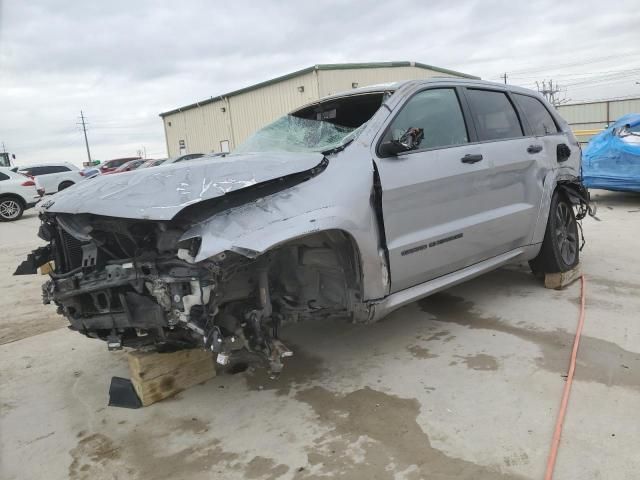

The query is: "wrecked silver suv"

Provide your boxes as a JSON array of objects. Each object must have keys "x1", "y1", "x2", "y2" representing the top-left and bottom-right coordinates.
[{"x1": 17, "y1": 79, "x2": 591, "y2": 373}]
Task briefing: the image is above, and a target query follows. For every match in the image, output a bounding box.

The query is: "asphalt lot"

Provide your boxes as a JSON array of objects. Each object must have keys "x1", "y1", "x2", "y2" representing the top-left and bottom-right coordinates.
[{"x1": 1, "y1": 190, "x2": 639, "y2": 480}]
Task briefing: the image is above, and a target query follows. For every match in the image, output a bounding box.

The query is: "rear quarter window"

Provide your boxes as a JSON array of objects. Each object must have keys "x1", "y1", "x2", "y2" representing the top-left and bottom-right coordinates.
[
  {"x1": 106, "y1": 159, "x2": 129, "y2": 168},
  {"x1": 0, "y1": 172, "x2": 9, "y2": 181},
  {"x1": 465, "y1": 89, "x2": 523, "y2": 141},
  {"x1": 21, "y1": 167, "x2": 41, "y2": 176},
  {"x1": 22, "y1": 166, "x2": 67, "y2": 175},
  {"x1": 513, "y1": 94, "x2": 559, "y2": 136}
]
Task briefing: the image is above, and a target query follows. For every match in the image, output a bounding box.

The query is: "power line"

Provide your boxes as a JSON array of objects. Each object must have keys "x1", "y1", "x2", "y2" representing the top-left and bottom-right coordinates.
[
  {"x1": 568, "y1": 78, "x2": 640, "y2": 90},
  {"x1": 562, "y1": 93, "x2": 640, "y2": 104},
  {"x1": 563, "y1": 70, "x2": 640, "y2": 88},
  {"x1": 503, "y1": 66, "x2": 640, "y2": 81},
  {"x1": 502, "y1": 52, "x2": 640, "y2": 76}
]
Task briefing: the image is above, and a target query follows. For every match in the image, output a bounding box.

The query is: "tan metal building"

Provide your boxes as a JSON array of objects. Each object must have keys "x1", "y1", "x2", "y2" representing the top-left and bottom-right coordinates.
[
  {"x1": 159, "y1": 61, "x2": 478, "y2": 157},
  {"x1": 557, "y1": 97, "x2": 640, "y2": 144}
]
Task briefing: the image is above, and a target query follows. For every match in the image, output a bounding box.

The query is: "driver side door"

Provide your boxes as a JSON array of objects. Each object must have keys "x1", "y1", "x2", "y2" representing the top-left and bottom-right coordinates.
[{"x1": 373, "y1": 87, "x2": 496, "y2": 292}]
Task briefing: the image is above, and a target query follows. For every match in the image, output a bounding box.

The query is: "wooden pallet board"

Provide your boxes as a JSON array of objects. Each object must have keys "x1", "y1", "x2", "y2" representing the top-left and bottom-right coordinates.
[
  {"x1": 127, "y1": 349, "x2": 216, "y2": 406},
  {"x1": 544, "y1": 264, "x2": 582, "y2": 290}
]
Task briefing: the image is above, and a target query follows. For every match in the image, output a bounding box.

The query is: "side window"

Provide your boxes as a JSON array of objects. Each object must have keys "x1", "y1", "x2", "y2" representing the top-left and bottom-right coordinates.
[
  {"x1": 385, "y1": 88, "x2": 469, "y2": 150},
  {"x1": 0, "y1": 172, "x2": 9, "y2": 181},
  {"x1": 513, "y1": 94, "x2": 559, "y2": 136},
  {"x1": 50, "y1": 165, "x2": 71, "y2": 173},
  {"x1": 465, "y1": 89, "x2": 523, "y2": 141}
]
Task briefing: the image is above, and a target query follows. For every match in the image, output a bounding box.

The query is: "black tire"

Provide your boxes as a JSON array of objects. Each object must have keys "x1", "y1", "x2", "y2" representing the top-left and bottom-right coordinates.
[
  {"x1": 529, "y1": 191, "x2": 579, "y2": 274},
  {"x1": 58, "y1": 181, "x2": 75, "y2": 191},
  {"x1": 0, "y1": 196, "x2": 25, "y2": 221}
]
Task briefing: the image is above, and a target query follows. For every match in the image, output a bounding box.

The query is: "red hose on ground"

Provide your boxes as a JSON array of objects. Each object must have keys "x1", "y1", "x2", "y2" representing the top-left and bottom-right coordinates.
[{"x1": 544, "y1": 275, "x2": 586, "y2": 480}]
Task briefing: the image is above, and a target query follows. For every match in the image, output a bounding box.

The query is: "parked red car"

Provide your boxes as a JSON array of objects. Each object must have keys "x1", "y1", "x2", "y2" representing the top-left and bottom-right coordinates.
[
  {"x1": 99, "y1": 157, "x2": 141, "y2": 174},
  {"x1": 103, "y1": 159, "x2": 146, "y2": 175}
]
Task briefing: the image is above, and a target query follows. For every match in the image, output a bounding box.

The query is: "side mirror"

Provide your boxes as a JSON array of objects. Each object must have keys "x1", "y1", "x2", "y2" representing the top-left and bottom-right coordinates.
[
  {"x1": 379, "y1": 127, "x2": 424, "y2": 157},
  {"x1": 380, "y1": 140, "x2": 409, "y2": 156}
]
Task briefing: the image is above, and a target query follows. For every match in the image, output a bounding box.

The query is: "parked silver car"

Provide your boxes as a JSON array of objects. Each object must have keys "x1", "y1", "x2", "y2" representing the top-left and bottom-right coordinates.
[{"x1": 16, "y1": 78, "x2": 591, "y2": 373}]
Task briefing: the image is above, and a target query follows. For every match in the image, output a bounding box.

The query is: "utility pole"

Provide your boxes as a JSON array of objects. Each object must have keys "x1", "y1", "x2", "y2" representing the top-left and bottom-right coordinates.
[
  {"x1": 536, "y1": 80, "x2": 568, "y2": 107},
  {"x1": 1, "y1": 142, "x2": 6, "y2": 153},
  {"x1": 501, "y1": 72, "x2": 508, "y2": 84},
  {"x1": 79, "y1": 110, "x2": 92, "y2": 164}
]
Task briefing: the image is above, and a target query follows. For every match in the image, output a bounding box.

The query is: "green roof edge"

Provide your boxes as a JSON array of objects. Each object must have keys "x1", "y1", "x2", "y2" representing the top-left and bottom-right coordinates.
[{"x1": 159, "y1": 61, "x2": 479, "y2": 117}]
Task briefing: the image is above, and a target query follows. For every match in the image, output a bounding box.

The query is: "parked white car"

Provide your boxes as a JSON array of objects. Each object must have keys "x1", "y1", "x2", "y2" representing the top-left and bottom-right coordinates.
[
  {"x1": 18, "y1": 162, "x2": 82, "y2": 195},
  {"x1": 0, "y1": 167, "x2": 39, "y2": 221}
]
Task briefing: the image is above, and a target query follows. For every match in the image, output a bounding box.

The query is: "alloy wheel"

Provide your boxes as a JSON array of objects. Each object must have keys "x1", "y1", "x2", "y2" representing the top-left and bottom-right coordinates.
[
  {"x1": 0, "y1": 200, "x2": 21, "y2": 219},
  {"x1": 555, "y1": 202, "x2": 577, "y2": 266}
]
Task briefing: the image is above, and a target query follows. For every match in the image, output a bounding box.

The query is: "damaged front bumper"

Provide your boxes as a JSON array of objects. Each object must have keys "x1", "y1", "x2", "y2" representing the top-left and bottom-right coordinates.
[{"x1": 15, "y1": 213, "x2": 295, "y2": 374}]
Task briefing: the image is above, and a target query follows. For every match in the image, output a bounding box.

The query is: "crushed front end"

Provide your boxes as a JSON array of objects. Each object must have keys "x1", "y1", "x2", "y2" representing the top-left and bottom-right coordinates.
[{"x1": 15, "y1": 212, "x2": 293, "y2": 373}]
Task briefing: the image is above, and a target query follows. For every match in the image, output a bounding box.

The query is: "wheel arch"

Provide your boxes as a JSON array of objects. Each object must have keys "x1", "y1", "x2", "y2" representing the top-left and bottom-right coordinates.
[
  {"x1": 531, "y1": 173, "x2": 587, "y2": 246},
  {"x1": 58, "y1": 180, "x2": 75, "y2": 191},
  {"x1": 208, "y1": 228, "x2": 370, "y2": 323},
  {"x1": 0, "y1": 193, "x2": 26, "y2": 208},
  {"x1": 265, "y1": 228, "x2": 365, "y2": 295}
]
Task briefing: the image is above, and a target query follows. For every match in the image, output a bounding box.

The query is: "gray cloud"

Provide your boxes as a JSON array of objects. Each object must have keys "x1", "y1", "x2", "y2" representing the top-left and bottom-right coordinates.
[{"x1": 1, "y1": 0, "x2": 639, "y2": 165}]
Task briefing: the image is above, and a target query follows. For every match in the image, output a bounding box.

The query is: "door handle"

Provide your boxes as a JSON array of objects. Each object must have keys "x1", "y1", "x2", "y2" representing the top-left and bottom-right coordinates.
[
  {"x1": 461, "y1": 154, "x2": 483, "y2": 164},
  {"x1": 527, "y1": 144, "x2": 543, "y2": 154}
]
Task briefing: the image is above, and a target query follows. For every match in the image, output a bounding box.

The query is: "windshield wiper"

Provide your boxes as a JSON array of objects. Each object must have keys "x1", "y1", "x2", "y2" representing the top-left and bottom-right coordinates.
[{"x1": 321, "y1": 137, "x2": 355, "y2": 156}]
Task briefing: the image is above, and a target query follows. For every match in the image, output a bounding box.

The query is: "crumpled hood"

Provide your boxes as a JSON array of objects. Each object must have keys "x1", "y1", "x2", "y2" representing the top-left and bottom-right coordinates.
[{"x1": 42, "y1": 152, "x2": 325, "y2": 220}]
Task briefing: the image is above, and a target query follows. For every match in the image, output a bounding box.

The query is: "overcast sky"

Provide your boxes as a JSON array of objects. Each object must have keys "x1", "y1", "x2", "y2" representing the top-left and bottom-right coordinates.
[{"x1": 1, "y1": 0, "x2": 639, "y2": 166}]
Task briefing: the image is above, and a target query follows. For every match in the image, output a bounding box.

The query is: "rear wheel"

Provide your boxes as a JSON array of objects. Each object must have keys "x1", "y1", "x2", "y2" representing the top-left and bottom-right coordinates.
[
  {"x1": 529, "y1": 191, "x2": 579, "y2": 274},
  {"x1": 58, "y1": 181, "x2": 75, "y2": 191},
  {"x1": 0, "y1": 197, "x2": 24, "y2": 221}
]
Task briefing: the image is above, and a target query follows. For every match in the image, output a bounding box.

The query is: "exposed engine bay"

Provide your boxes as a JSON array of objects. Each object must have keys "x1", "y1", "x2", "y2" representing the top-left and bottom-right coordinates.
[{"x1": 16, "y1": 211, "x2": 364, "y2": 375}]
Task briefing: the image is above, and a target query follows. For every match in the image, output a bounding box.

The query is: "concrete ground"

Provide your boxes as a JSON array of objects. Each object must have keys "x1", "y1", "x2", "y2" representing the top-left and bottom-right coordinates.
[{"x1": 1, "y1": 190, "x2": 639, "y2": 479}]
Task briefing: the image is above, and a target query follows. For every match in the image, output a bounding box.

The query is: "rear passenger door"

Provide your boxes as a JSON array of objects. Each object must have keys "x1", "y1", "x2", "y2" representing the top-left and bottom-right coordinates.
[
  {"x1": 39, "y1": 166, "x2": 72, "y2": 193},
  {"x1": 48, "y1": 165, "x2": 73, "y2": 192},
  {"x1": 461, "y1": 88, "x2": 545, "y2": 256}
]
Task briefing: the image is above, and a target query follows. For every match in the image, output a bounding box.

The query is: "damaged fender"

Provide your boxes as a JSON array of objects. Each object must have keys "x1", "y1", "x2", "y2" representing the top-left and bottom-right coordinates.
[{"x1": 178, "y1": 155, "x2": 390, "y2": 302}]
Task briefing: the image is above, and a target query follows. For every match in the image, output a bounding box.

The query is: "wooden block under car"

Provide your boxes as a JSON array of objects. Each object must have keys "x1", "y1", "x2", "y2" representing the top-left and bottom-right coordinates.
[
  {"x1": 39, "y1": 261, "x2": 54, "y2": 275},
  {"x1": 127, "y1": 349, "x2": 216, "y2": 406},
  {"x1": 544, "y1": 264, "x2": 581, "y2": 290}
]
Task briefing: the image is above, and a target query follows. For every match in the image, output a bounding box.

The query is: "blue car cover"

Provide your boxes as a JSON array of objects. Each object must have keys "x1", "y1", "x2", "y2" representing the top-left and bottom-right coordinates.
[{"x1": 582, "y1": 113, "x2": 640, "y2": 192}]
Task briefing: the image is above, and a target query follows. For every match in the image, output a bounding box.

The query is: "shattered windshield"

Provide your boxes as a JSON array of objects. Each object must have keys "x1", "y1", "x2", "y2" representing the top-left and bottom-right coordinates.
[{"x1": 234, "y1": 115, "x2": 364, "y2": 154}]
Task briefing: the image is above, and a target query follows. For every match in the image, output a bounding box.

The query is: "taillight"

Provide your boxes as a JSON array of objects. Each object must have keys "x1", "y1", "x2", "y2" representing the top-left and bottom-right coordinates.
[{"x1": 21, "y1": 180, "x2": 35, "y2": 186}]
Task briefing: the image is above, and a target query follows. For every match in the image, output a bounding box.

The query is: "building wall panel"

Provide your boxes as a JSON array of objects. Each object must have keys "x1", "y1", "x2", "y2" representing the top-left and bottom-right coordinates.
[
  {"x1": 163, "y1": 99, "x2": 232, "y2": 157},
  {"x1": 610, "y1": 99, "x2": 640, "y2": 120},
  {"x1": 317, "y1": 66, "x2": 456, "y2": 97},
  {"x1": 557, "y1": 102, "x2": 608, "y2": 125},
  {"x1": 556, "y1": 97, "x2": 640, "y2": 144},
  {"x1": 228, "y1": 71, "x2": 318, "y2": 146}
]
